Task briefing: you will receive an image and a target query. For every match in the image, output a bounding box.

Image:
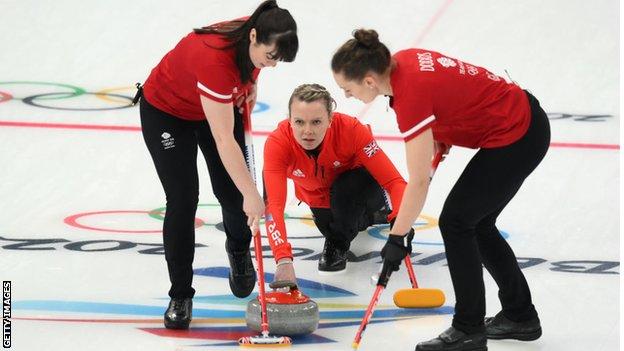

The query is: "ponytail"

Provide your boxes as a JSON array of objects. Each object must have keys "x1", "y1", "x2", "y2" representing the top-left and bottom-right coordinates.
[
  {"x1": 331, "y1": 28, "x2": 391, "y2": 81},
  {"x1": 194, "y1": 0, "x2": 298, "y2": 83}
]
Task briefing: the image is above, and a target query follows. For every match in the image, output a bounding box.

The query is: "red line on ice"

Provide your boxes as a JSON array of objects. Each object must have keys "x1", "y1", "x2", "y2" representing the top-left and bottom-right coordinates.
[{"x1": 0, "y1": 120, "x2": 618, "y2": 150}]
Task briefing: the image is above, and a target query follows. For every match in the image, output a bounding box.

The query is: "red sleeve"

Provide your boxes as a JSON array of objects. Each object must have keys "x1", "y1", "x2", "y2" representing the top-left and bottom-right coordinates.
[
  {"x1": 195, "y1": 64, "x2": 237, "y2": 104},
  {"x1": 353, "y1": 122, "x2": 407, "y2": 221},
  {"x1": 262, "y1": 135, "x2": 293, "y2": 262},
  {"x1": 393, "y1": 77, "x2": 435, "y2": 142}
]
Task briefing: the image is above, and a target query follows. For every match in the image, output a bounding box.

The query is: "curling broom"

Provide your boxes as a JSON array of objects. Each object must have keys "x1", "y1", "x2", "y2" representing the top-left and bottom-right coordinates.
[
  {"x1": 393, "y1": 151, "x2": 446, "y2": 308},
  {"x1": 237, "y1": 100, "x2": 292, "y2": 347}
]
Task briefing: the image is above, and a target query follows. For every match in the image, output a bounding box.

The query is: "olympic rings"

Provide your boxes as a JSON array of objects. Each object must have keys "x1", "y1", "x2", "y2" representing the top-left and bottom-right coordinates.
[
  {"x1": 367, "y1": 221, "x2": 510, "y2": 246},
  {"x1": 0, "y1": 91, "x2": 13, "y2": 103},
  {"x1": 0, "y1": 81, "x2": 86, "y2": 101},
  {"x1": 23, "y1": 92, "x2": 134, "y2": 111},
  {"x1": 253, "y1": 101, "x2": 269, "y2": 114},
  {"x1": 0, "y1": 81, "x2": 272, "y2": 113},
  {"x1": 64, "y1": 204, "x2": 456, "y2": 243},
  {"x1": 148, "y1": 204, "x2": 323, "y2": 239},
  {"x1": 94, "y1": 86, "x2": 137, "y2": 104},
  {"x1": 65, "y1": 204, "x2": 322, "y2": 238},
  {"x1": 64, "y1": 210, "x2": 205, "y2": 234},
  {"x1": 148, "y1": 204, "x2": 221, "y2": 227},
  {"x1": 366, "y1": 214, "x2": 438, "y2": 243}
]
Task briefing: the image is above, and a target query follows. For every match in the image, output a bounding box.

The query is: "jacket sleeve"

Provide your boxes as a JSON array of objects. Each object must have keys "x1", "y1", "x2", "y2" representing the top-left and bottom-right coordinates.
[
  {"x1": 353, "y1": 122, "x2": 407, "y2": 221},
  {"x1": 262, "y1": 135, "x2": 294, "y2": 262}
]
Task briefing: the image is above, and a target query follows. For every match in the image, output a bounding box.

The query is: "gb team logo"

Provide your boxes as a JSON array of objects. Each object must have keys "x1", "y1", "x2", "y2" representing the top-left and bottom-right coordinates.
[
  {"x1": 437, "y1": 57, "x2": 457, "y2": 68},
  {"x1": 160, "y1": 132, "x2": 175, "y2": 150},
  {"x1": 363, "y1": 140, "x2": 380, "y2": 158}
]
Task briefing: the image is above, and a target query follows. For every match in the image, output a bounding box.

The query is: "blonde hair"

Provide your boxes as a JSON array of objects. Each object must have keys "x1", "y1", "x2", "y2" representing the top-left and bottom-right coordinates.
[{"x1": 288, "y1": 83, "x2": 336, "y2": 116}]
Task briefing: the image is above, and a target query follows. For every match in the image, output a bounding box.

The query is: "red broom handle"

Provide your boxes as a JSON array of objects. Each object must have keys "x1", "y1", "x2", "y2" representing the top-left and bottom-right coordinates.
[
  {"x1": 243, "y1": 99, "x2": 269, "y2": 335},
  {"x1": 252, "y1": 231, "x2": 269, "y2": 335},
  {"x1": 404, "y1": 255, "x2": 419, "y2": 289},
  {"x1": 403, "y1": 150, "x2": 444, "y2": 289},
  {"x1": 352, "y1": 284, "x2": 384, "y2": 348}
]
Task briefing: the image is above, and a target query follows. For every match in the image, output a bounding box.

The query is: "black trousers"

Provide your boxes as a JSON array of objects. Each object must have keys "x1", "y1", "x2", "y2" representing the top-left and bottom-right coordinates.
[
  {"x1": 440, "y1": 91, "x2": 550, "y2": 334},
  {"x1": 311, "y1": 168, "x2": 386, "y2": 251},
  {"x1": 140, "y1": 97, "x2": 251, "y2": 299}
]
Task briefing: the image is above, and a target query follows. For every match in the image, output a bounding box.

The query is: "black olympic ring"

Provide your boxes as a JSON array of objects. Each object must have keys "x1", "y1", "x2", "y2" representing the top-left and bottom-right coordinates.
[{"x1": 23, "y1": 92, "x2": 134, "y2": 111}]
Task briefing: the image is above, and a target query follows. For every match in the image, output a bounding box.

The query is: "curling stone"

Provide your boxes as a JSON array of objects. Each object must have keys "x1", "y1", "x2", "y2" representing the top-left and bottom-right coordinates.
[{"x1": 245, "y1": 288, "x2": 319, "y2": 336}]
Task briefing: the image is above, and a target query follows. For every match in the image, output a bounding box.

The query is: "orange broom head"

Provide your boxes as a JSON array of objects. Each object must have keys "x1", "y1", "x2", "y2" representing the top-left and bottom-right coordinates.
[
  {"x1": 238, "y1": 335, "x2": 292, "y2": 347},
  {"x1": 393, "y1": 288, "x2": 445, "y2": 308}
]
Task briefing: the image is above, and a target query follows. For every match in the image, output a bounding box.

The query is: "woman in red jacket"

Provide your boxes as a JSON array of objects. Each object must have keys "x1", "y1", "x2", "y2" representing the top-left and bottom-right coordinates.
[
  {"x1": 263, "y1": 83, "x2": 407, "y2": 286},
  {"x1": 332, "y1": 30, "x2": 549, "y2": 351},
  {"x1": 139, "y1": 0, "x2": 297, "y2": 330}
]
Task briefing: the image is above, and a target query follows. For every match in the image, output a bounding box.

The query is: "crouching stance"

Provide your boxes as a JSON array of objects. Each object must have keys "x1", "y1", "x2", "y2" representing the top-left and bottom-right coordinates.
[{"x1": 263, "y1": 83, "x2": 406, "y2": 287}]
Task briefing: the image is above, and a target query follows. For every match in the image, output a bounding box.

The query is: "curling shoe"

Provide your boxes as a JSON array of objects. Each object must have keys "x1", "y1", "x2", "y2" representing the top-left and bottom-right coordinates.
[
  {"x1": 164, "y1": 297, "x2": 192, "y2": 329},
  {"x1": 485, "y1": 311, "x2": 542, "y2": 341},
  {"x1": 226, "y1": 244, "x2": 256, "y2": 298},
  {"x1": 318, "y1": 240, "x2": 347, "y2": 274},
  {"x1": 415, "y1": 327, "x2": 487, "y2": 351}
]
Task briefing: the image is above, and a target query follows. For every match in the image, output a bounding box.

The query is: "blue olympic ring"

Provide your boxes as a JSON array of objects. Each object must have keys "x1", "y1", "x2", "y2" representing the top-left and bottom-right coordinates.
[
  {"x1": 252, "y1": 101, "x2": 269, "y2": 114},
  {"x1": 367, "y1": 224, "x2": 510, "y2": 246}
]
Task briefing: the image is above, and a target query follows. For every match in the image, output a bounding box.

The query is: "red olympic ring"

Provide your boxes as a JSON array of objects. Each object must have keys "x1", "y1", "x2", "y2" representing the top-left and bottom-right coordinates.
[
  {"x1": 0, "y1": 91, "x2": 12, "y2": 103},
  {"x1": 64, "y1": 210, "x2": 205, "y2": 234}
]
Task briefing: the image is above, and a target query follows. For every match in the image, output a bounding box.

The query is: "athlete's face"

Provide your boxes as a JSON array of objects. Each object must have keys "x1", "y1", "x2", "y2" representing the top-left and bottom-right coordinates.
[
  {"x1": 249, "y1": 28, "x2": 278, "y2": 69},
  {"x1": 333, "y1": 72, "x2": 378, "y2": 103},
  {"x1": 289, "y1": 99, "x2": 332, "y2": 150}
]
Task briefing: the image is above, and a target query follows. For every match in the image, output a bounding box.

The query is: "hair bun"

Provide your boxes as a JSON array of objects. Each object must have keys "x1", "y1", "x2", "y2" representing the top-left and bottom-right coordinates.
[{"x1": 353, "y1": 29, "x2": 380, "y2": 49}]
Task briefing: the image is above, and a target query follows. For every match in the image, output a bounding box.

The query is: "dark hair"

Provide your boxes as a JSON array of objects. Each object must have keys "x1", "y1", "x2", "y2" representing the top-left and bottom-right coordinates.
[
  {"x1": 194, "y1": 0, "x2": 298, "y2": 83},
  {"x1": 331, "y1": 29, "x2": 391, "y2": 81}
]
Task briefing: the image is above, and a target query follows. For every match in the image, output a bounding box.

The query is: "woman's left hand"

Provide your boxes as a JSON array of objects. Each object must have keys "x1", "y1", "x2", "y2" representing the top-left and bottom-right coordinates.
[{"x1": 236, "y1": 83, "x2": 257, "y2": 114}]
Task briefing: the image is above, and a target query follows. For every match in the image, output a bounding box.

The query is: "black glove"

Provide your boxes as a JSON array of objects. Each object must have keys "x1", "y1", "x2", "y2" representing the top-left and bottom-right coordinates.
[{"x1": 380, "y1": 228, "x2": 415, "y2": 273}]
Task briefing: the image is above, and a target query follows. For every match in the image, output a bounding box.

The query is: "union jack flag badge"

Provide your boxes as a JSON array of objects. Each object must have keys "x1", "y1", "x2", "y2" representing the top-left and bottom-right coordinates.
[{"x1": 363, "y1": 140, "x2": 380, "y2": 158}]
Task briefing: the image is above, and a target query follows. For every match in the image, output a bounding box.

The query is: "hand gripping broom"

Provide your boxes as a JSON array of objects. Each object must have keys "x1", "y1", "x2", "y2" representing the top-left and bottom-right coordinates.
[
  {"x1": 237, "y1": 101, "x2": 292, "y2": 347},
  {"x1": 393, "y1": 151, "x2": 446, "y2": 308},
  {"x1": 353, "y1": 152, "x2": 446, "y2": 349}
]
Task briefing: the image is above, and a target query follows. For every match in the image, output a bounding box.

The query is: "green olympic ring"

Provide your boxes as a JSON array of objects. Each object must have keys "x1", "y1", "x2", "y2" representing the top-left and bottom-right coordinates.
[
  {"x1": 0, "y1": 81, "x2": 132, "y2": 110},
  {"x1": 23, "y1": 92, "x2": 133, "y2": 111},
  {"x1": 0, "y1": 81, "x2": 86, "y2": 100},
  {"x1": 0, "y1": 81, "x2": 271, "y2": 113}
]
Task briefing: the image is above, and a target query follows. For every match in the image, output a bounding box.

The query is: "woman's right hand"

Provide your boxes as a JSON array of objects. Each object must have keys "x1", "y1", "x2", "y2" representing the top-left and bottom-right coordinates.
[
  {"x1": 243, "y1": 190, "x2": 265, "y2": 235},
  {"x1": 434, "y1": 141, "x2": 451, "y2": 161}
]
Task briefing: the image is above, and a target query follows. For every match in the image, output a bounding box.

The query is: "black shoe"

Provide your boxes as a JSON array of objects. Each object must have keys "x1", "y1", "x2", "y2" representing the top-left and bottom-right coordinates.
[
  {"x1": 226, "y1": 244, "x2": 256, "y2": 298},
  {"x1": 318, "y1": 240, "x2": 347, "y2": 274},
  {"x1": 415, "y1": 327, "x2": 487, "y2": 351},
  {"x1": 164, "y1": 297, "x2": 192, "y2": 329},
  {"x1": 485, "y1": 311, "x2": 542, "y2": 341}
]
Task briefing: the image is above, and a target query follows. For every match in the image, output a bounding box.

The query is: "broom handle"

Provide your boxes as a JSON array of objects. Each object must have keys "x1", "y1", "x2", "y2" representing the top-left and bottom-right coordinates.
[
  {"x1": 404, "y1": 150, "x2": 444, "y2": 289},
  {"x1": 404, "y1": 255, "x2": 419, "y2": 289},
  {"x1": 352, "y1": 284, "x2": 384, "y2": 348},
  {"x1": 253, "y1": 231, "x2": 270, "y2": 335},
  {"x1": 430, "y1": 150, "x2": 443, "y2": 180},
  {"x1": 353, "y1": 149, "x2": 445, "y2": 348},
  {"x1": 241, "y1": 100, "x2": 270, "y2": 336},
  {"x1": 243, "y1": 102, "x2": 257, "y2": 184}
]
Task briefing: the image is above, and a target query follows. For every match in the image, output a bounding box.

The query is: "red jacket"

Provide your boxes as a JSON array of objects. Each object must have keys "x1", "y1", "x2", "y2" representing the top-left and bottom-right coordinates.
[
  {"x1": 143, "y1": 20, "x2": 259, "y2": 120},
  {"x1": 263, "y1": 113, "x2": 407, "y2": 261}
]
